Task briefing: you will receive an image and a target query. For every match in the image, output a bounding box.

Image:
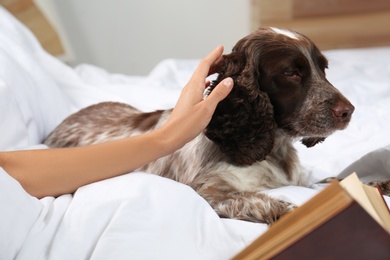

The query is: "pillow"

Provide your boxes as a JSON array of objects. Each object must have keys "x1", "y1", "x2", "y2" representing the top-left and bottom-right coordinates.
[{"x1": 0, "y1": 7, "x2": 71, "y2": 150}]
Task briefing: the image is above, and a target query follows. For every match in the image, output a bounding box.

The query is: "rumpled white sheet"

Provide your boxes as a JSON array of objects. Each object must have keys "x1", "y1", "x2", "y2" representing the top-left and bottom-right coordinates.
[{"x1": 1, "y1": 6, "x2": 390, "y2": 260}]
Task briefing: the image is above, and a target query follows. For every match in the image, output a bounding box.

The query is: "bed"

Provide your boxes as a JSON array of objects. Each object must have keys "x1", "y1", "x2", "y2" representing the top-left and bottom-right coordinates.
[{"x1": 1, "y1": 6, "x2": 390, "y2": 259}]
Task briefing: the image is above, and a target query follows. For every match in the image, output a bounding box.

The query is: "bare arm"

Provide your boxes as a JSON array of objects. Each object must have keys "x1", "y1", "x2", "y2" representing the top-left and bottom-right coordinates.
[{"x1": 0, "y1": 46, "x2": 233, "y2": 198}]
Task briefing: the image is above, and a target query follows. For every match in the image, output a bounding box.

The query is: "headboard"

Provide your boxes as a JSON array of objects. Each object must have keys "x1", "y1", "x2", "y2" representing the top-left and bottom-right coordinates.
[
  {"x1": 252, "y1": 0, "x2": 390, "y2": 50},
  {"x1": 1, "y1": 0, "x2": 64, "y2": 56}
]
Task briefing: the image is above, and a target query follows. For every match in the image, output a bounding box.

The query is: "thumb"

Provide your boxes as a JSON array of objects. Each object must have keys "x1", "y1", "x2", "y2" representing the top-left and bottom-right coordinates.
[{"x1": 205, "y1": 77, "x2": 233, "y2": 105}]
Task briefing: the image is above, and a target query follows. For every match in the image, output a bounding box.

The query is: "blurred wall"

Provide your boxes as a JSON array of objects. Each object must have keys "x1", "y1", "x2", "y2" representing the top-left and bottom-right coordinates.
[{"x1": 38, "y1": 0, "x2": 251, "y2": 75}]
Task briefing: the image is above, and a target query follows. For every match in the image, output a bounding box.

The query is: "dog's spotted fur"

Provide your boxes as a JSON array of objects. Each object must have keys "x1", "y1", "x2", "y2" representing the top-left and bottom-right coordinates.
[{"x1": 45, "y1": 28, "x2": 356, "y2": 224}]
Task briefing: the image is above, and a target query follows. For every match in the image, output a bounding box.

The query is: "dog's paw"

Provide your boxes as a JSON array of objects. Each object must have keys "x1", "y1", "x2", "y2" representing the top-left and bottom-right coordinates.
[
  {"x1": 318, "y1": 177, "x2": 390, "y2": 197},
  {"x1": 316, "y1": 176, "x2": 340, "y2": 184},
  {"x1": 265, "y1": 199, "x2": 297, "y2": 225},
  {"x1": 209, "y1": 192, "x2": 297, "y2": 224},
  {"x1": 367, "y1": 179, "x2": 390, "y2": 196},
  {"x1": 237, "y1": 196, "x2": 297, "y2": 224}
]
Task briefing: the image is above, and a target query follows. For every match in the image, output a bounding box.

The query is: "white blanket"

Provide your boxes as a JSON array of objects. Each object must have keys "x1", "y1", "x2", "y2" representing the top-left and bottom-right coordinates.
[{"x1": 1, "y1": 7, "x2": 389, "y2": 260}]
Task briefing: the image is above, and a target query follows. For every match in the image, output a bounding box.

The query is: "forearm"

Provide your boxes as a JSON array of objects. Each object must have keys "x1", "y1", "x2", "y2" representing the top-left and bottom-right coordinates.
[
  {"x1": 0, "y1": 46, "x2": 232, "y2": 199},
  {"x1": 0, "y1": 128, "x2": 175, "y2": 198}
]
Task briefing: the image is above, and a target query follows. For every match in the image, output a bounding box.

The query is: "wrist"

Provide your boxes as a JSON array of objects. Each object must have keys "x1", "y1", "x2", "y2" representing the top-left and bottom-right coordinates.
[{"x1": 153, "y1": 125, "x2": 184, "y2": 156}]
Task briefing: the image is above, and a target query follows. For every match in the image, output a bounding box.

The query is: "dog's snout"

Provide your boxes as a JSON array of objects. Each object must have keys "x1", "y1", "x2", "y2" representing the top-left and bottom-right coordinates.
[{"x1": 332, "y1": 100, "x2": 355, "y2": 122}]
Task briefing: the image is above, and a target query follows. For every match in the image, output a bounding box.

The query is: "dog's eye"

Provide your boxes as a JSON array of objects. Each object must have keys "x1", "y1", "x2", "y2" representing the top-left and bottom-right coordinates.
[
  {"x1": 284, "y1": 71, "x2": 295, "y2": 76},
  {"x1": 283, "y1": 70, "x2": 301, "y2": 78}
]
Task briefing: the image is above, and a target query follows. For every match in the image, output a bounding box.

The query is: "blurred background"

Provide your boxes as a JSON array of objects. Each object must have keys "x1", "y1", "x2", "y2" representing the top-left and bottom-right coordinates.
[{"x1": 2, "y1": 0, "x2": 390, "y2": 75}]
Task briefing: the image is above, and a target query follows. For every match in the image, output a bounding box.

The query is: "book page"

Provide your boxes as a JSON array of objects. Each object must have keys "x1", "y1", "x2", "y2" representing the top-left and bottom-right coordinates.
[
  {"x1": 340, "y1": 173, "x2": 383, "y2": 227},
  {"x1": 362, "y1": 184, "x2": 390, "y2": 232}
]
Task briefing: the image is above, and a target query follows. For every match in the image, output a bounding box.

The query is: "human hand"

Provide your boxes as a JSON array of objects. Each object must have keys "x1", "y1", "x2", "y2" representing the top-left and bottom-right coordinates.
[{"x1": 159, "y1": 46, "x2": 233, "y2": 151}]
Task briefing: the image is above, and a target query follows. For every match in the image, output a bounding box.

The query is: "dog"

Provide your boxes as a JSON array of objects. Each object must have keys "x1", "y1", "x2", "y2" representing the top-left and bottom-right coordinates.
[{"x1": 45, "y1": 28, "x2": 355, "y2": 224}]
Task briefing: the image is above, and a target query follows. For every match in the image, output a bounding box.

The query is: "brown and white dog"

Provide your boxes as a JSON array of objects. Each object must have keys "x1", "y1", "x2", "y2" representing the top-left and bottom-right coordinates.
[{"x1": 45, "y1": 28, "x2": 355, "y2": 224}]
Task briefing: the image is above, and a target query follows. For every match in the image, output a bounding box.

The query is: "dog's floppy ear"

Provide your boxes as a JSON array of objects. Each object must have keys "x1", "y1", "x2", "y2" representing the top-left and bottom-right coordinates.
[
  {"x1": 301, "y1": 137, "x2": 326, "y2": 147},
  {"x1": 205, "y1": 52, "x2": 276, "y2": 166}
]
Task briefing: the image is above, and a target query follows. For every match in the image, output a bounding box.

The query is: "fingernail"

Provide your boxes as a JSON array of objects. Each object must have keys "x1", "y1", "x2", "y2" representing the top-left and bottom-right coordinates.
[{"x1": 223, "y1": 78, "x2": 233, "y2": 89}]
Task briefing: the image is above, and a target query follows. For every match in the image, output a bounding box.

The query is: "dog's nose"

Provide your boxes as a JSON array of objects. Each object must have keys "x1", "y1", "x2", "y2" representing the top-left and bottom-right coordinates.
[{"x1": 332, "y1": 101, "x2": 355, "y2": 122}]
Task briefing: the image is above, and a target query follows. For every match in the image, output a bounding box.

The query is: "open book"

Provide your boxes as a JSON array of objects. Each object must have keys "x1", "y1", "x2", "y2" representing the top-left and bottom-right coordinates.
[{"x1": 233, "y1": 173, "x2": 390, "y2": 260}]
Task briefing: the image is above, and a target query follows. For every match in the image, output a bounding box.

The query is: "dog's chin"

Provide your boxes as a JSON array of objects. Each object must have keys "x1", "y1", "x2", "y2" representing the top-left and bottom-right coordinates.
[
  {"x1": 299, "y1": 121, "x2": 350, "y2": 147},
  {"x1": 281, "y1": 124, "x2": 340, "y2": 148},
  {"x1": 300, "y1": 137, "x2": 326, "y2": 147}
]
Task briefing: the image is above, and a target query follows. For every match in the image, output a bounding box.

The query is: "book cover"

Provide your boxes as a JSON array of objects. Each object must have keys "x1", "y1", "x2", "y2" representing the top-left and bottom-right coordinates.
[{"x1": 233, "y1": 174, "x2": 390, "y2": 260}]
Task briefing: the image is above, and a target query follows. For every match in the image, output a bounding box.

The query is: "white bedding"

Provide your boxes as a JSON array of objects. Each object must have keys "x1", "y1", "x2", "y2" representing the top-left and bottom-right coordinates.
[{"x1": 1, "y1": 7, "x2": 390, "y2": 260}]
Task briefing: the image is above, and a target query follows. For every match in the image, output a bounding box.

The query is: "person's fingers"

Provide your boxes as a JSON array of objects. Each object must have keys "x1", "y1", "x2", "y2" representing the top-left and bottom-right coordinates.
[
  {"x1": 202, "y1": 45, "x2": 224, "y2": 68},
  {"x1": 178, "y1": 46, "x2": 224, "y2": 104},
  {"x1": 208, "y1": 56, "x2": 224, "y2": 76},
  {"x1": 203, "y1": 77, "x2": 233, "y2": 108},
  {"x1": 191, "y1": 46, "x2": 224, "y2": 82}
]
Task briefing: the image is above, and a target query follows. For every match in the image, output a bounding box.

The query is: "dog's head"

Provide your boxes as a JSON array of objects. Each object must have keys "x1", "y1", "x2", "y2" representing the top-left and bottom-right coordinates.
[{"x1": 205, "y1": 27, "x2": 354, "y2": 166}]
